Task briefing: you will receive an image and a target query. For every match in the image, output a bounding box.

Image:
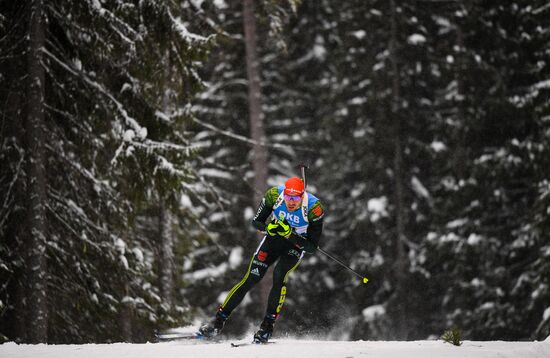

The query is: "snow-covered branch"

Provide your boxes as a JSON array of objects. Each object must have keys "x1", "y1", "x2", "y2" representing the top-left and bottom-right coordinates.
[{"x1": 190, "y1": 115, "x2": 313, "y2": 152}]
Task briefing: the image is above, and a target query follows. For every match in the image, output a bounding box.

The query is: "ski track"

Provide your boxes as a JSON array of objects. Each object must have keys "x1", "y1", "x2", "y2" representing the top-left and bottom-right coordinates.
[{"x1": 2, "y1": 338, "x2": 550, "y2": 358}]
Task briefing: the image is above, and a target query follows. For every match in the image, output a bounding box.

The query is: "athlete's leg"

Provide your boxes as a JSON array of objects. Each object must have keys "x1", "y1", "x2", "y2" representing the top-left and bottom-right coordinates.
[
  {"x1": 219, "y1": 236, "x2": 279, "y2": 315},
  {"x1": 265, "y1": 247, "x2": 303, "y2": 317},
  {"x1": 253, "y1": 247, "x2": 303, "y2": 343}
]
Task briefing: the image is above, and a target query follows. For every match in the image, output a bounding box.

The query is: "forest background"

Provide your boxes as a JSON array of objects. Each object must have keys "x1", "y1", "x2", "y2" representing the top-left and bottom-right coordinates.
[{"x1": 1, "y1": 0, "x2": 549, "y2": 344}]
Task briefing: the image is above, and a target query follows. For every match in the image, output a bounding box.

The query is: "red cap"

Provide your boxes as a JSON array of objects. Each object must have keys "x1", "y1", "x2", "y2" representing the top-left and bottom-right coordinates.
[{"x1": 284, "y1": 177, "x2": 305, "y2": 196}]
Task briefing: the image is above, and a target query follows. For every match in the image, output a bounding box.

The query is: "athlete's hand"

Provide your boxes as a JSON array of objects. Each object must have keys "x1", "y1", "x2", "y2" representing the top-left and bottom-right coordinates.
[
  {"x1": 288, "y1": 233, "x2": 317, "y2": 253},
  {"x1": 275, "y1": 219, "x2": 292, "y2": 239},
  {"x1": 266, "y1": 220, "x2": 280, "y2": 237},
  {"x1": 266, "y1": 219, "x2": 292, "y2": 238}
]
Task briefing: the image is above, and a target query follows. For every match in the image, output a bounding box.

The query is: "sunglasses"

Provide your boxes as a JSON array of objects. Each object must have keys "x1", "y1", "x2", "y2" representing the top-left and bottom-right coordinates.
[{"x1": 284, "y1": 194, "x2": 302, "y2": 201}]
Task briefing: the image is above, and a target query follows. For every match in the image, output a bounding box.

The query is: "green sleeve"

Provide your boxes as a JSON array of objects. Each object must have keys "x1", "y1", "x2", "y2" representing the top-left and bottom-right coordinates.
[
  {"x1": 251, "y1": 187, "x2": 279, "y2": 231},
  {"x1": 264, "y1": 186, "x2": 279, "y2": 207},
  {"x1": 306, "y1": 201, "x2": 325, "y2": 249},
  {"x1": 308, "y1": 201, "x2": 325, "y2": 222}
]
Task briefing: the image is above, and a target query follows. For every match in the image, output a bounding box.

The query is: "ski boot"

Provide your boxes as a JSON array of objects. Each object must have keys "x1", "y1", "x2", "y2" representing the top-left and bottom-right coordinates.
[
  {"x1": 198, "y1": 307, "x2": 229, "y2": 339},
  {"x1": 253, "y1": 314, "x2": 277, "y2": 343}
]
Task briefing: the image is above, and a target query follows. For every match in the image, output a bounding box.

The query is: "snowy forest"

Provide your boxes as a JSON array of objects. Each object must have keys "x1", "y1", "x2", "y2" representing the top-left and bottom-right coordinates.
[{"x1": 1, "y1": 0, "x2": 549, "y2": 345}]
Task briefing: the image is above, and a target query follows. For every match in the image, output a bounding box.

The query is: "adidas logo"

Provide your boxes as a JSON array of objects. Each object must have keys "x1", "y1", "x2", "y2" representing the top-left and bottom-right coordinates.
[{"x1": 251, "y1": 268, "x2": 260, "y2": 276}]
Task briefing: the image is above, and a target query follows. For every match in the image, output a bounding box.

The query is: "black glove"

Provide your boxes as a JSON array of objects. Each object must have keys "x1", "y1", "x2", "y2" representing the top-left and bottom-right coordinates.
[
  {"x1": 252, "y1": 220, "x2": 266, "y2": 232},
  {"x1": 288, "y1": 232, "x2": 317, "y2": 254}
]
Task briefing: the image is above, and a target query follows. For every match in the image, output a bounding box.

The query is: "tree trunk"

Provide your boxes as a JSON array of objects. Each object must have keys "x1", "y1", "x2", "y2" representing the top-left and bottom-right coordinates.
[
  {"x1": 120, "y1": 284, "x2": 133, "y2": 342},
  {"x1": 243, "y1": 0, "x2": 268, "y2": 204},
  {"x1": 25, "y1": 0, "x2": 48, "y2": 343},
  {"x1": 158, "y1": 200, "x2": 174, "y2": 308},
  {"x1": 13, "y1": 270, "x2": 28, "y2": 342},
  {"x1": 158, "y1": 51, "x2": 175, "y2": 310},
  {"x1": 242, "y1": 0, "x2": 271, "y2": 310},
  {"x1": 454, "y1": 24, "x2": 467, "y2": 177},
  {"x1": 389, "y1": 0, "x2": 409, "y2": 340},
  {"x1": 3, "y1": 51, "x2": 28, "y2": 342},
  {"x1": 119, "y1": 227, "x2": 133, "y2": 342}
]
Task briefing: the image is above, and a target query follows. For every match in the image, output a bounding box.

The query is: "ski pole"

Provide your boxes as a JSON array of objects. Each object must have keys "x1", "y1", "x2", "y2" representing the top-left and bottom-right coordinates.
[
  {"x1": 293, "y1": 230, "x2": 369, "y2": 284},
  {"x1": 295, "y1": 163, "x2": 368, "y2": 284},
  {"x1": 317, "y1": 247, "x2": 369, "y2": 284}
]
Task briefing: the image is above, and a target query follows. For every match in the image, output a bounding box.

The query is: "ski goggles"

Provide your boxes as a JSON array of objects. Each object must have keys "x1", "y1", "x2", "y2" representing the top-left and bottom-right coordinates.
[{"x1": 284, "y1": 194, "x2": 302, "y2": 201}]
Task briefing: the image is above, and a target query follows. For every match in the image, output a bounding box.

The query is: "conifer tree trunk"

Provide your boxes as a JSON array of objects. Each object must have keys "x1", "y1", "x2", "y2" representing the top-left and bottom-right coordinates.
[
  {"x1": 119, "y1": 228, "x2": 133, "y2": 342},
  {"x1": 454, "y1": 24, "x2": 467, "y2": 177},
  {"x1": 120, "y1": 283, "x2": 133, "y2": 342},
  {"x1": 158, "y1": 50, "x2": 174, "y2": 309},
  {"x1": 159, "y1": 200, "x2": 174, "y2": 308},
  {"x1": 243, "y1": 0, "x2": 268, "y2": 202},
  {"x1": 242, "y1": 0, "x2": 271, "y2": 306},
  {"x1": 25, "y1": 0, "x2": 48, "y2": 343},
  {"x1": 4, "y1": 56, "x2": 28, "y2": 342},
  {"x1": 389, "y1": 0, "x2": 409, "y2": 340},
  {"x1": 13, "y1": 272, "x2": 28, "y2": 342}
]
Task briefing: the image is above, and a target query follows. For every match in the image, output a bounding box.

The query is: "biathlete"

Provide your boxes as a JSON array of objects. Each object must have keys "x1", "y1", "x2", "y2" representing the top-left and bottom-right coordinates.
[{"x1": 198, "y1": 176, "x2": 325, "y2": 343}]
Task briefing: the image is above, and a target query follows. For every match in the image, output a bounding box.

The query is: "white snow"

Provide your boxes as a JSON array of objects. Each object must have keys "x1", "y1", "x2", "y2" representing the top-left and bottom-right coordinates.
[
  {"x1": 349, "y1": 97, "x2": 367, "y2": 105},
  {"x1": 440, "y1": 232, "x2": 460, "y2": 243},
  {"x1": 471, "y1": 278, "x2": 484, "y2": 287},
  {"x1": 407, "y1": 33, "x2": 426, "y2": 45},
  {"x1": 362, "y1": 304, "x2": 386, "y2": 322},
  {"x1": 243, "y1": 206, "x2": 254, "y2": 221},
  {"x1": 2, "y1": 339, "x2": 549, "y2": 358},
  {"x1": 180, "y1": 194, "x2": 192, "y2": 209},
  {"x1": 370, "y1": 9, "x2": 382, "y2": 17},
  {"x1": 351, "y1": 30, "x2": 366, "y2": 39},
  {"x1": 209, "y1": 212, "x2": 226, "y2": 222},
  {"x1": 189, "y1": 0, "x2": 205, "y2": 8},
  {"x1": 132, "y1": 248, "x2": 144, "y2": 263},
  {"x1": 467, "y1": 233, "x2": 483, "y2": 246},
  {"x1": 323, "y1": 275, "x2": 336, "y2": 290},
  {"x1": 114, "y1": 238, "x2": 125, "y2": 253},
  {"x1": 119, "y1": 255, "x2": 129, "y2": 270},
  {"x1": 184, "y1": 262, "x2": 229, "y2": 281},
  {"x1": 480, "y1": 302, "x2": 495, "y2": 310},
  {"x1": 170, "y1": 15, "x2": 208, "y2": 42},
  {"x1": 446, "y1": 218, "x2": 467, "y2": 229},
  {"x1": 313, "y1": 35, "x2": 327, "y2": 60},
  {"x1": 138, "y1": 127, "x2": 147, "y2": 140},
  {"x1": 367, "y1": 197, "x2": 389, "y2": 222},
  {"x1": 91, "y1": 0, "x2": 102, "y2": 11},
  {"x1": 73, "y1": 58, "x2": 82, "y2": 71},
  {"x1": 213, "y1": 0, "x2": 228, "y2": 9},
  {"x1": 123, "y1": 129, "x2": 135, "y2": 142},
  {"x1": 353, "y1": 128, "x2": 367, "y2": 138},
  {"x1": 228, "y1": 246, "x2": 243, "y2": 269},
  {"x1": 430, "y1": 140, "x2": 447, "y2": 152},
  {"x1": 198, "y1": 168, "x2": 233, "y2": 180},
  {"x1": 433, "y1": 16, "x2": 451, "y2": 29},
  {"x1": 411, "y1": 176, "x2": 430, "y2": 199},
  {"x1": 533, "y1": 79, "x2": 550, "y2": 90}
]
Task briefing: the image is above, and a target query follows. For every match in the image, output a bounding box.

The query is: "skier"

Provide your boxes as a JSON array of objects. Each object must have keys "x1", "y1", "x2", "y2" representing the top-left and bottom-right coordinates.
[{"x1": 198, "y1": 176, "x2": 325, "y2": 343}]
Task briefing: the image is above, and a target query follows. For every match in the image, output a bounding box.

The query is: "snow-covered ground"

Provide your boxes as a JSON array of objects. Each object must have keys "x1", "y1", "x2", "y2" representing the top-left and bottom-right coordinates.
[{"x1": 2, "y1": 337, "x2": 550, "y2": 358}]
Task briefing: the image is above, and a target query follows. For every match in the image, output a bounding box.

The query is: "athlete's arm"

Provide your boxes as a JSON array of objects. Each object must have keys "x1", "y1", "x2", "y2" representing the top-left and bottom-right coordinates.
[
  {"x1": 306, "y1": 201, "x2": 325, "y2": 247},
  {"x1": 251, "y1": 187, "x2": 279, "y2": 231}
]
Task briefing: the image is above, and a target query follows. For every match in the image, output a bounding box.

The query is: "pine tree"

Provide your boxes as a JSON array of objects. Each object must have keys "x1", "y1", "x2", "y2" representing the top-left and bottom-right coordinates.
[
  {"x1": 0, "y1": 0, "x2": 212, "y2": 343},
  {"x1": 25, "y1": 0, "x2": 48, "y2": 343},
  {"x1": 419, "y1": 0, "x2": 550, "y2": 340}
]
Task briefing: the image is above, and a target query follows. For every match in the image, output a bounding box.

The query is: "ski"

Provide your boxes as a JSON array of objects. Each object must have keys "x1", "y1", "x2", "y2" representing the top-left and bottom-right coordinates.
[
  {"x1": 155, "y1": 331, "x2": 206, "y2": 342},
  {"x1": 231, "y1": 341, "x2": 275, "y2": 347}
]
